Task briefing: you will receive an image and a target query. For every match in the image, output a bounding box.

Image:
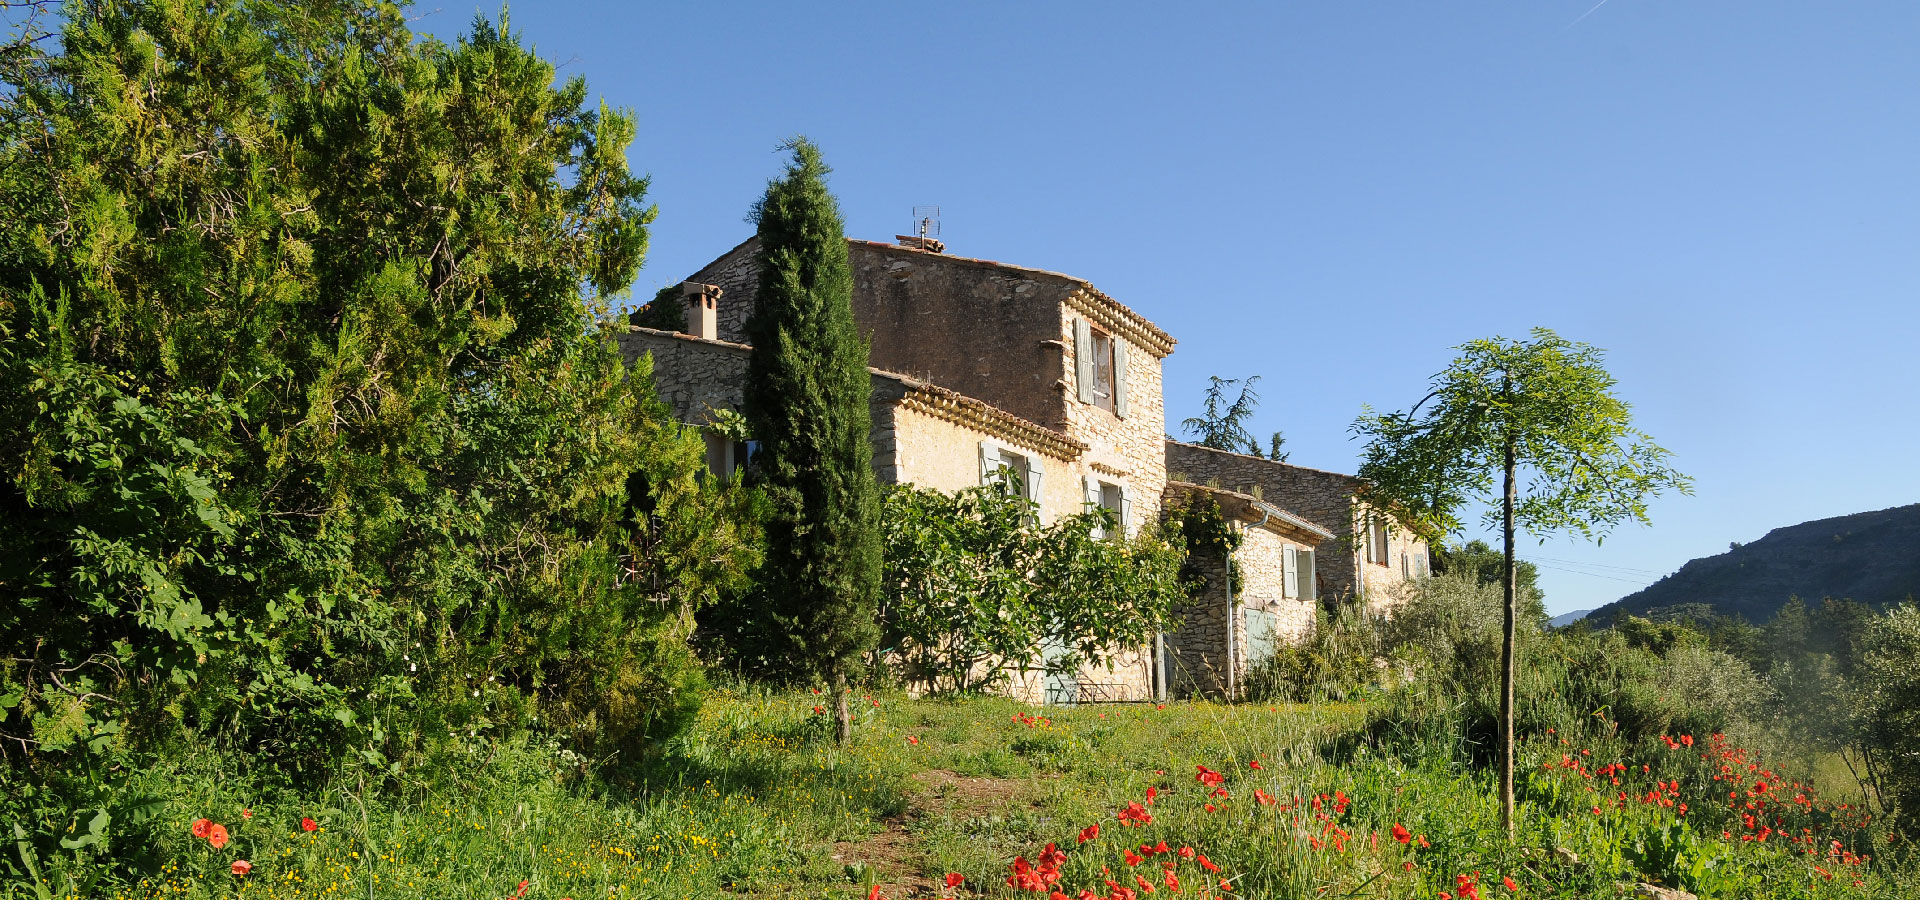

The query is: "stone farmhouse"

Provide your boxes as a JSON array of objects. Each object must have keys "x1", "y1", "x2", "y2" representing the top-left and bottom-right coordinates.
[{"x1": 619, "y1": 235, "x2": 1426, "y2": 703}]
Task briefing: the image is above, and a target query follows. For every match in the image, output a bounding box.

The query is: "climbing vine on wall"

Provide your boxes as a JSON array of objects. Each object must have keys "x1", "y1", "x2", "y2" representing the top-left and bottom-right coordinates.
[{"x1": 1169, "y1": 494, "x2": 1242, "y2": 599}]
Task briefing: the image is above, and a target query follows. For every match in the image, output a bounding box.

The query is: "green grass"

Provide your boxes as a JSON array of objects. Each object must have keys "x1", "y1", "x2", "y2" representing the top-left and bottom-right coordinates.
[{"x1": 75, "y1": 687, "x2": 1913, "y2": 900}]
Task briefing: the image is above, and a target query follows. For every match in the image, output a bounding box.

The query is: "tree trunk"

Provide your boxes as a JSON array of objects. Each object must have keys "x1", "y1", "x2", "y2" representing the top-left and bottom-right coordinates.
[
  {"x1": 833, "y1": 670, "x2": 853, "y2": 745},
  {"x1": 1500, "y1": 435, "x2": 1518, "y2": 839}
]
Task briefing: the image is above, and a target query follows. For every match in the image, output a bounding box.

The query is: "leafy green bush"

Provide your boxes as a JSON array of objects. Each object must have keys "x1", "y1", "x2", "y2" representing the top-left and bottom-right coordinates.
[
  {"x1": 1242, "y1": 597, "x2": 1386, "y2": 702},
  {"x1": 872, "y1": 483, "x2": 1185, "y2": 695},
  {"x1": 0, "y1": 2, "x2": 755, "y2": 883},
  {"x1": 1858, "y1": 603, "x2": 1920, "y2": 834},
  {"x1": 1361, "y1": 571, "x2": 1771, "y2": 767}
]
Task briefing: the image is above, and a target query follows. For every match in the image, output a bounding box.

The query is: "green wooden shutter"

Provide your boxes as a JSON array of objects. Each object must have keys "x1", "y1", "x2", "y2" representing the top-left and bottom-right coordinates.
[{"x1": 1074, "y1": 318, "x2": 1095, "y2": 404}]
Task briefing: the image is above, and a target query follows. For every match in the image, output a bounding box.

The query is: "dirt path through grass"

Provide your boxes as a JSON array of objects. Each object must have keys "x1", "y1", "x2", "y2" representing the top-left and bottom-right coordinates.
[{"x1": 832, "y1": 769, "x2": 1043, "y2": 896}]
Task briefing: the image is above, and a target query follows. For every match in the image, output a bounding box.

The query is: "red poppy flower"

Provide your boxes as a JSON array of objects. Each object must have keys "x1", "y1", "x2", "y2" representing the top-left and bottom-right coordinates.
[
  {"x1": 946, "y1": 873, "x2": 964, "y2": 888},
  {"x1": 1079, "y1": 823, "x2": 1100, "y2": 843},
  {"x1": 231, "y1": 859, "x2": 252, "y2": 876},
  {"x1": 191, "y1": 819, "x2": 213, "y2": 838},
  {"x1": 907, "y1": 736, "x2": 920, "y2": 745},
  {"x1": 1248, "y1": 760, "x2": 1262, "y2": 770},
  {"x1": 515, "y1": 880, "x2": 531, "y2": 898},
  {"x1": 1502, "y1": 875, "x2": 1518, "y2": 891},
  {"x1": 1392, "y1": 823, "x2": 1412, "y2": 844},
  {"x1": 241, "y1": 809, "x2": 252, "y2": 819},
  {"x1": 1125, "y1": 850, "x2": 1143, "y2": 866},
  {"x1": 207, "y1": 823, "x2": 230, "y2": 849},
  {"x1": 868, "y1": 885, "x2": 883, "y2": 900},
  {"x1": 1163, "y1": 870, "x2": 1180, "y2": 890},
  {"x1": 1198, "y1": 854, "x2": 1219, "y2": 872},
  {"x1": 1135, "y1": 873, "x2": 1155, "y2": 893},
  {"x1": 1146, "y1": 787, "x2": 1158, "y2": 805}
]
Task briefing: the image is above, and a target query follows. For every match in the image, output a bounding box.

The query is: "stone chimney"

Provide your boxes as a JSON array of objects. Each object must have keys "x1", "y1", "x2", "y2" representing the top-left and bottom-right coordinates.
[
  {"x1": 894, "y1": 234, "x2": 946, "y2": 254},
  {"x1": 681, "y1": 282, "x2": 722, "y2": 340}
]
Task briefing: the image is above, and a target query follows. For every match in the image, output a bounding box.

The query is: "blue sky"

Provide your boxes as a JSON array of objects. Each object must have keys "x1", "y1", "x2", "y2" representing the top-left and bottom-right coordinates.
[{"x1": 421, "y1": 2, "x2": 1919, "y2": 616}]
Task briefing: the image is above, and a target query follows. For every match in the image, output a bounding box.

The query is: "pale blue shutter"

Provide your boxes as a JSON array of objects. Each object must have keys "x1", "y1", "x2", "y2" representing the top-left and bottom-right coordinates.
[
  {"x1": 1299, "y1": 550, "x2": 1316, "y2": 602},
  {"x1": 1026, "y1": 458, "x2": 1045, "y2": 520},
  {"x1": 1074, "y1": 319, "x2": 1095, "y2": 404},
  {"x1": 1118, "y1": 486, "x2": 1133, "y2": 538},
  {"x1": 1283, "y1": 547, "x2": 1298, "y2": 599},
  {"x1": 978, "y1": 440, "x2": 995, "y2": 486},
  {"x1": 1113, "y1": 340, "x2": 1129, "y2": 419}
]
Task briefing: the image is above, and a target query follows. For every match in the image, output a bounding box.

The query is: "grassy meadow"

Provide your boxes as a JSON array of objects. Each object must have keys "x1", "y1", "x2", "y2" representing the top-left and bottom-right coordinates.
[{"x1": 97, "y1": 684, "x2": 1909, "y2": 900}]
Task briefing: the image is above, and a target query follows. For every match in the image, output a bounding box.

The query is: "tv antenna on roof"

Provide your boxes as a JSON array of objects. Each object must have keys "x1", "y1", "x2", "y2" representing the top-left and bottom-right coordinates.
[{"x1": 912, "y1": 206, "x2": 941, "y2": 242}]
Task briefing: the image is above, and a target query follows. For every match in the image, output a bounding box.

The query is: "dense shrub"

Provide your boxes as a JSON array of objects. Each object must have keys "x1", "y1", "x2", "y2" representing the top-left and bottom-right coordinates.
[
  {"x1": 1242, "y1": 597, "x2": 1386, "y2": 703},
  {"x1": 0, "y1": 2, "x2": 755, "y2": 884},
  {"x1": 873, "y1": 483, "x2": 1186, "y2": 695},
  {"x1": 1858, "y1": 603, "x2": 1920, "y2": 834},
  {"x1": 1360, "y1": 572, "x2": 1771, "y2": 767}
]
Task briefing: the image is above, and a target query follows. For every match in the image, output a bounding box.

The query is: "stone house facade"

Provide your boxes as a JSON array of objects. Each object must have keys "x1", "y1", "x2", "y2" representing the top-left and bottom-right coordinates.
[
  {"x1": 624, "y1": 237, "x2": 1430, "y2": 704},
  {"x1": 1164, "y1": 441, "x2": 1430, "y2": 617},
  {"x1": 622, "y1": 236, "x2": 1177, "y2": 703},
  {"x1": 1161, "y1": 482, "x2": 1337, "y2": 699}
]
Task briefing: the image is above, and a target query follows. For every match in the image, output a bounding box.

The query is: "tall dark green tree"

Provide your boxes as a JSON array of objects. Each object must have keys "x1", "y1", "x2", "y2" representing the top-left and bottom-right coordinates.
[
  {"x1": 1353, "y1": 328, "x2": 1690, "y2": 838},
  {"x1": 740, "y1": 139, "x2": 881, "y2": 743}
]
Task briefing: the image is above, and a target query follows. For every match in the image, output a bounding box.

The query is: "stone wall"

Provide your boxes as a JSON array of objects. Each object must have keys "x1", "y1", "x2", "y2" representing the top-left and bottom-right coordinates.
[
  {"x1": 684, "y1": 238, "x2": 761, "y2": 343},
  {"x1": 1235, "y1": 525, "x2": 1320, "y2": 649},
  {"x1": 619, "y1": 328, "x2": 750, "y2": 424},
  {"x1": 1164, "y1": 442, "x2": 1428, "y2": 610},
  {"x1": 1059, "y1": 303, "x2": 1169, "y2": 538},
  {"x1": 1163, "y1": 483, "x2": 1324, "y2": 699},
  {"x1": 850, "y1": 242, "x2": 1078, "y2": 429},
  {"x1": 1166, "y1": 546, "x2": 1232, "y2": 698}
]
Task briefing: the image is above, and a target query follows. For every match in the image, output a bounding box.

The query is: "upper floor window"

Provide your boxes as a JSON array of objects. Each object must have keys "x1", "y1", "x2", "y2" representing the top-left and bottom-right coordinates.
[
  {"x1": 1073, "y1": 318, "x2": 1129, "y2": 418},
  {"x1": 1090, "y1": 330, "x2": 1115, "y2": 412},
  {"x1": 1367, "y1": 517, "x2": 1390, "y2": 566}
]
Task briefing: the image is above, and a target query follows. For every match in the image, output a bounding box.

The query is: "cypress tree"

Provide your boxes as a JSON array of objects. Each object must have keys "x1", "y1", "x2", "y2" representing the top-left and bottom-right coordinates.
[{"x1": 741, "y1": 139, "x2": 881, "y2": 743}]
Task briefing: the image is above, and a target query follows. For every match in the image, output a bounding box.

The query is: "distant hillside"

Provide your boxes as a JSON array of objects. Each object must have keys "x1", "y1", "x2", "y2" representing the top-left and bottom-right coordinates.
[
  {"x1": 1548, "y1": 609, "x2": 1592, "y2": 628},
  {"x1": 1588, "y1": 503, "x2": 1920, "y2": 624}
]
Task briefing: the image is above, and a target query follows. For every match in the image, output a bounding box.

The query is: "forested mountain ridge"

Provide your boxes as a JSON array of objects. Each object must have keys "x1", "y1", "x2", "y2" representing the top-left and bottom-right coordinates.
[{"x1": 1590, "y1": 502, "x2": 1920, "y2": 623}]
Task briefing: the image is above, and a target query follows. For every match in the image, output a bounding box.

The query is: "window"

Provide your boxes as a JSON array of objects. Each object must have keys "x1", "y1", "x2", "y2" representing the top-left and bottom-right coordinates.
[
  {"x1": 1072, "y1": 318, "x2": 1129, "y2": 418},
  {"x1": 1089, "y1": 330, "x2": 1115, "y2": 412},
  {"x1": 1285, "y1": 547, "x2": 1317, "y2": 602},
  {"x1": 1401, "y1": 551, "x2": 1410, "y2": 579},
  {"x1": 980, "y1": 441, "x2": 1043, "y2": 509},
  {"x1": 1368, "y1": 518, "x2": 1389, "y2": 566},
  {"x1": 702, "y1": 434, "x2": 758, "y2": 484},
  {"x1": 1084, "y1": 476, "x2": 1129, "y2": 539}
]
